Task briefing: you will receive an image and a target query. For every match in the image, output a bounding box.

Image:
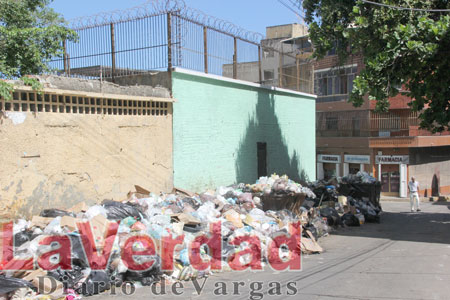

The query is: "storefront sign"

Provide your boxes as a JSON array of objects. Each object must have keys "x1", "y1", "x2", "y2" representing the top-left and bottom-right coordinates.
[
  {"x1": 375, "y1": 155, "x2": 409, "y2": 164},
  {"x1": 344, "y1": 155, "x2": 370, "y2": 164},
  {"x1": 318, "y1": 154, "x2": 341, "y2": 163}
]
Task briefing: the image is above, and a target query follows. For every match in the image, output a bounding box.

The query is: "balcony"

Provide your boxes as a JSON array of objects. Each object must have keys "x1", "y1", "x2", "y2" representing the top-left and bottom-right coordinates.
[{"x1": 317, "y1": 109, "x2": 450, "y2": 143}]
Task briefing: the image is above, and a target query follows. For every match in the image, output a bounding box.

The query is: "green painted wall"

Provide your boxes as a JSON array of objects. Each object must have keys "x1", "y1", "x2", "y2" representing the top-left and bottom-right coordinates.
[{"x1": 172, "y1": 70, "x2": 316, "y2": 191}]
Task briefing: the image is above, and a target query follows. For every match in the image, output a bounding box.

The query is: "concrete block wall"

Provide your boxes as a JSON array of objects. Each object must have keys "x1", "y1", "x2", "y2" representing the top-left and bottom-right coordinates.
[
  {"x1": 0, "y1": 112, "x2": 173, "y2": 218},
  {"x1": 0, "y1": 76, "x2": 173, "y2": 218},
  {"x1": 171, "y1": 69, "x2": 316, "y2": 192}
]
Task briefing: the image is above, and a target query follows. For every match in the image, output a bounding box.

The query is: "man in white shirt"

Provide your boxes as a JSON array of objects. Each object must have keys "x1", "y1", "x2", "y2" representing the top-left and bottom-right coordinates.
[{"x1": 408, "y1": 177, "x2": 421, "y2": 212}]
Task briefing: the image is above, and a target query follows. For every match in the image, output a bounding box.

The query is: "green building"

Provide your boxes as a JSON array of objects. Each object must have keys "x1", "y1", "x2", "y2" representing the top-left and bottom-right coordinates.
[{"x1": 171, "y1": 68, "x2": 316, "y2": 191}]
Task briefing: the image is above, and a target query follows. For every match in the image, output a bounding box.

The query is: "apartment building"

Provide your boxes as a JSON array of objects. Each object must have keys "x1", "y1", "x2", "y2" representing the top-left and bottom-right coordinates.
[{"x1": 232, "y1": 23, "x2": 450, "y2": 197}]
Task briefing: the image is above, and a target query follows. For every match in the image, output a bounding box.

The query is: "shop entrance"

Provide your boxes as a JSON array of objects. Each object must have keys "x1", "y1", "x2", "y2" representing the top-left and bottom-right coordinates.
[
  {"x1": 323, "y1": 163, "x2": 337, "y2": 180},
  {"x1": 381, "y1": 165, "x2": 400, "y2": 195},
  {"x1": 349, "y1": 163, "x2": 360, "y2": 174}
]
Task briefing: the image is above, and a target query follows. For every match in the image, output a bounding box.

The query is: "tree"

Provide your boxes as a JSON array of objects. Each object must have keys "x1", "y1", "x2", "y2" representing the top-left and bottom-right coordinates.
[
  {"x1": 0, "y1": 0, "x2": 77, "y2": 98},
  {"x1": 302, "y1": 0, "x2": 450, "y2": 132}
]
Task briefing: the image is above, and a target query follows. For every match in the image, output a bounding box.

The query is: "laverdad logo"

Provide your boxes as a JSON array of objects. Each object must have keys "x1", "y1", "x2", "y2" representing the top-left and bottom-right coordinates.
[{"x1": 0, "y1": 219, "x2": 302, "y2": 297}]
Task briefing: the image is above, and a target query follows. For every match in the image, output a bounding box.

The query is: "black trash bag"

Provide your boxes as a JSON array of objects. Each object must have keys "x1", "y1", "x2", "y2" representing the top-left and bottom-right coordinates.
[
  {"x1": 68, "y1": 234, "x2": 89, "y2": 268},
  {"x1": 124, "y1": 272, "x2": 160, "y2": 286},
  {"x1": 123, "y1": 255, "x2": 162, "y2": 286},
  {"x1": 181, "y1": 197, "x2": 200, "y2": 210},
  {"x1": 221, "y1": 240, "x2": 236, "y2": 260},
  {"x1": 77, "y1": 270, "x2": 111, "y2": 296},
  {"x1": 0, "y1": 275, "x2": 34, "y2": 295},
  {"x1": 341, "y1": 213, "x2": 360, "y2": 227},
  {"x1": 319, "y1": 207, "x2": 342, "y2": 226},
  {"x1": 364, "y1": 209, "x2": 380, "y2": 223},
  {"x1": 275, "y1": 209, "x2": 297, "y2": 221},
  {"x1": 40, "y1": 209, "x2": 75, "y2": 218},
  {"x1": 302, "y1": 200, "x2": 316, "y2": 210},
  {"x1": 14, "y1": 230, "x2": 33, "y2": 247},
  {"x1": 224, "y1": 191, "x2": 237, "y2": 200},
  {"x1": 303, "y1": 225, "x2": 319, "y2": 240},
  {"x1": 353, "y1": 200, "x2": 380, "y2": 223},
  {"x1": 310, "y1": 184, "x2": 339, "y2": 205},
  {"x1": 109, "y1": 273, "x2": 124, "y2": 288},
  {"x1": 183, "y1": 223, "x2": 205, "y2": 233},
  {"x1": 47, "y1": 266, "x2": 85, "y2": 289},
  {"x1": 102, "y1": 200, "x2": 143, "y2": 221}
]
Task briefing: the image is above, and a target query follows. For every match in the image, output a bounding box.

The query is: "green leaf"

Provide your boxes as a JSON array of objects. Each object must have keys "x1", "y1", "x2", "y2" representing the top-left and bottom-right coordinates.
[{"x1": 302, "y1": 0, "x2": 450, "y2": 131}]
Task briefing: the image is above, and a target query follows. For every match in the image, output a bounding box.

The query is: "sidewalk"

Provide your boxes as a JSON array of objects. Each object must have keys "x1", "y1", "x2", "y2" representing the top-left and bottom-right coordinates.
[
  {"x1": 381, "y1": 196, "x2": 411, "y2": 202},
  {"x1": 381, "y1": 195, "x2": 449, "y2": 202}
]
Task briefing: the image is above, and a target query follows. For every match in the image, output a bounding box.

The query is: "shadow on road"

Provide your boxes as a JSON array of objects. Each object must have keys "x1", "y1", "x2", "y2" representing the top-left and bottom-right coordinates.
[
  {"x1": 332, "y1": 208, "x2": 450, "y2": 245},
  {"x1": 431, "y1": 201, "x2": 450, "y2": 210}
]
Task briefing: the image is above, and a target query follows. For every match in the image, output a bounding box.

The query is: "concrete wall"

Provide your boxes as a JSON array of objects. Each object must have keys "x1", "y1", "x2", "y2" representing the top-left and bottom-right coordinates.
[
  {"x1": 222, "y1": 62, "x2": 260, "y2": 83},
  {"x1": 409, "y1": 161, "x2": 450, "y2": 196},
  {"x1": 109, "y1": 72, "x2": 172, "y2": 91},
  {"x1": 0, "y1": 111, "x2": 173, "y2": 218},
  {"x1": 266, "y1": 24, "x2": 308, "y2": 39},
  {"x1": 409, "y1": 146, "x2": 450, "y2": 196},
  {"x1": 171, "y1": 69, "x2": 316, "y2": 192}
]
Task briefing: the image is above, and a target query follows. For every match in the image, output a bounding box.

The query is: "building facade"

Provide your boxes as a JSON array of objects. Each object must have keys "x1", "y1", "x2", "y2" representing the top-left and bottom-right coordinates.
[
  {"x1": 99, "y1": 68, "x2": 317, "y2": 192},
  {"x1": 314, "y1": 51, "x2": 450, "y2": 197},
  {"x1": 171, "y1": 68, "x2": 316, "y2": 191},
  {"x1": 251, "y1": 23, "x2": 450, "y2": 197}
]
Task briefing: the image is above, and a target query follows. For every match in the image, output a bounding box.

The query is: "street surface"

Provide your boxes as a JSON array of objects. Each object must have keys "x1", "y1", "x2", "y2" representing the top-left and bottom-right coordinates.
[{"x1": 93, "y1": 201, "x2": 450, "y2": 300}]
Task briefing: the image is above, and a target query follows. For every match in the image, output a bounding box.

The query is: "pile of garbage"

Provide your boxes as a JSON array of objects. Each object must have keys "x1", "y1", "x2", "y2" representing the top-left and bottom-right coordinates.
[
  {"x1": 0, "y1": 174, "x2": 381, "y2": 299},
  {"x1": 342, "y1": 171, "x2": 377, "y2": 184}
]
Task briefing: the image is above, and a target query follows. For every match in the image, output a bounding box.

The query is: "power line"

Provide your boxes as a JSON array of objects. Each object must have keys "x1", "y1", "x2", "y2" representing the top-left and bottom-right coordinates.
[
  {"x1": 277, "y1": 0, "x2": 306, "y2": 20},
  {"x1": 361, "y1": 0, "x2": 450, "y2": 12}
]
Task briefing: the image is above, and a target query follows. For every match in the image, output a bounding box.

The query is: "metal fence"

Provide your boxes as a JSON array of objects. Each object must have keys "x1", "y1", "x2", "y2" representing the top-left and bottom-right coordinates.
[{"x1": 48, "y1": 0, "x2": 313, "y2": 94}]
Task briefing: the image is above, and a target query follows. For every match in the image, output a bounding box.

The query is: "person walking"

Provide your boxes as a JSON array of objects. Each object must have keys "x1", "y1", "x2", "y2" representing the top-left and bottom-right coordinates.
[{"x1": 408, "y1": 176, "x2": 421, "y2": 212}]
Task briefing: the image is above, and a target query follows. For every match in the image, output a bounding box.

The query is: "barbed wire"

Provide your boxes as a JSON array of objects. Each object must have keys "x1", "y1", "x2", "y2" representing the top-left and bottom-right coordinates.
[{"x1": 69, "y1": 0, "x2": 265, "y2": 43}]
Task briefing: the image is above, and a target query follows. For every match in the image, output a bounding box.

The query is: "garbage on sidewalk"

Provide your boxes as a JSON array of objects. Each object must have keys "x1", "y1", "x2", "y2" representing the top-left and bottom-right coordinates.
[{"x1": 0, "y1": 174, "x2": 381, "y2": 299}]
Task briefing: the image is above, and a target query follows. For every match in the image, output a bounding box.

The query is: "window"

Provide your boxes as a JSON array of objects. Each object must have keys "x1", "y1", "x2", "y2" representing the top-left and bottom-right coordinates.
[
  {"x1": 315, "y1": 65, "x2": 357, "y2": 102},
  {"x1": 298, "y1": 39, "x2": 312, "y2": 52},
  {"x1": 320, "y1": 78, "x2": 328, "y2": 96},
  {"x1": 327, "y1": 77, "x2": 333, "y2": 95},
  {"x1": 264, "y1": 70, "x2": 274, "y2": 81},
  {"x1": 327, "y1": 47, "x2": 336, "y2": 56},
  {"x1": 326, "y1": 117, "x2": 338, "y2": 130},
  {"x1": 340, "y1": 75, "x2": 348, "y2": 94},
  {"x1": 352, "y1": 117, "x2": 360, "y2": 137}
]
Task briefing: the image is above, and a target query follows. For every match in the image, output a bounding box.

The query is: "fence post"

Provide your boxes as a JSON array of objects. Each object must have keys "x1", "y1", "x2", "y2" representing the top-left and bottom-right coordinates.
[
  {"x1": 296, "y1": 56, "x2": 300, "y2": 91},
  {"x1": 233, "y1": 37, "x2": 237, "y2": 79},
  {"x1": 203, "y1": 27, "x2": 208, "y2": 73},
  {"x1": 258, "y1": 45, "x2": 262, "y2": 83},
  {"x1": 279, "y1": 50, "x2": 283, "y2": 88},
  {"x1": 63, "y1": 40, "x2": 68, "y2": 75},
  {"x1": 67, "y1": 53, "x2": 71, "y2": 77},
  {"x1": 167, "y1": 13, "x2": 173, "y2": 71},
  {"x1": 310, "y1": 64, "x2": 314, "y2": 94},
  {"x1": 110, "y1": 23, "x2": 116, "y2": 82}
]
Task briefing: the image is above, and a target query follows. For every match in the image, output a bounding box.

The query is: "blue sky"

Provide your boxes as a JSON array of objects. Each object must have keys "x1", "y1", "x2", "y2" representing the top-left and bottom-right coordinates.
[{"x1": 50, "y1": 0, "x2": 301, "y2": 35}]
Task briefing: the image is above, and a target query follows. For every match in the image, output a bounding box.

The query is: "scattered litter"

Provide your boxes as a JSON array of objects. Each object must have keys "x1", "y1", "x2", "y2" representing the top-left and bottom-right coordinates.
[{"x1": 0, "y1": 173, "x2": 381, "y2": 299}]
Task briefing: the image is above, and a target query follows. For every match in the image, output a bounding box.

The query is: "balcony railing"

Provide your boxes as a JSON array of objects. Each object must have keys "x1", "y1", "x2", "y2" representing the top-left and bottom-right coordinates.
[{"x1": 316, "y1": 110, "x2": 429, "y2": 138}]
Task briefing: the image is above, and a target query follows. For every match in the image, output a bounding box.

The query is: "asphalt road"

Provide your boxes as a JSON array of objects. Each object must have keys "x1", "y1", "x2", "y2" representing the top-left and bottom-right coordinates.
[{"x1": 93, "y1": 200, "x2": 450, "y2": 300}]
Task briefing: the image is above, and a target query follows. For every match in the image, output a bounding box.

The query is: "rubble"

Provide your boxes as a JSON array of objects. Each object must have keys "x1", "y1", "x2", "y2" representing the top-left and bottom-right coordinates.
[{"x1": 0, "y1": 173, "x2": 381, "y2": 299}]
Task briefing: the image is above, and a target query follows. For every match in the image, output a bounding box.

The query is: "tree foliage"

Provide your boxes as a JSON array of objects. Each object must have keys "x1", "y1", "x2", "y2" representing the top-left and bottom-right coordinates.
[
  {"x1": 303, "y1": 0, "x2": 450, "y2": 132},
  {"x1": 0, "y1": 0, "x2": 77, "y2": 98}
]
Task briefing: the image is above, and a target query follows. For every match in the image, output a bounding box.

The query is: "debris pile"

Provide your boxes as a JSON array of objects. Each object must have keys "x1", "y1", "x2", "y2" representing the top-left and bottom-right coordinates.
[{"x1": 0, "y1": 174, "x2": 381, "y2": 299}]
